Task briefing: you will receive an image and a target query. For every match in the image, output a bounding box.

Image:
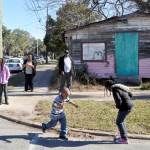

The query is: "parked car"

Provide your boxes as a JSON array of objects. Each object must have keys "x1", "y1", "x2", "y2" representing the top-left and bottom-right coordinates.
[
  {"x1": 3, "y1": 56, "x2": 12, "y2": 62},
  {"x1": 40, "y1": 56, "x2": 46, "y2": 64},
  {"x1": 35, "y1": 56, "x2": 43, "y2": 64},
  {"x1": 6, "y1": 57, "x2": 23, "y2": 72}
]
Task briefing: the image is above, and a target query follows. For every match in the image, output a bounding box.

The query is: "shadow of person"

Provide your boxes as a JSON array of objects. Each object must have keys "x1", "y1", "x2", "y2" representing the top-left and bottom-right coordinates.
[
  {"x1": 0, "y1": 132, "x2": 114, "y2": 148},
  {"x1": 0, "y1": 133, "x2": 41, "y2": 143},
  {"x1": 37, "y1": 137, "x2": 114, "y2": 148}
]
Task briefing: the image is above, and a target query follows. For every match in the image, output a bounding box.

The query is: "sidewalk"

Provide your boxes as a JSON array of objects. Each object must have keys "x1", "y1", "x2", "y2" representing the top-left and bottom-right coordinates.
[{"x1": 0, "y1": 86, "x2": 150, "y2": 140}]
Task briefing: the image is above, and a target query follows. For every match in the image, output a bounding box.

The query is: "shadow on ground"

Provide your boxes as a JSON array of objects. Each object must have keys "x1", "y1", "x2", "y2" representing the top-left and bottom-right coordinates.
[{"x1": 0, "y1": 133, "x2": 114, "y2": 148}]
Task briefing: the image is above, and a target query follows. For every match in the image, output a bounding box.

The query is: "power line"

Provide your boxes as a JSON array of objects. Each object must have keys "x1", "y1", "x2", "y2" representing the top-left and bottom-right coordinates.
[
  {"x1": 27, "y1": 0, "x2": 46, "y2": 31},
  {"x1": 35, "y1": 0, "x2": 46, "y2": 21},
  {"x1": 31, "y1": 0, "x2": 45, "y2": 26}
]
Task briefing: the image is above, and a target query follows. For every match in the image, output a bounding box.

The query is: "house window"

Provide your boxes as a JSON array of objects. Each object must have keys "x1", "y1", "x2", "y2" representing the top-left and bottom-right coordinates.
[{"x1": 82, "y1": 43, "x2": 105, "y2": 61}]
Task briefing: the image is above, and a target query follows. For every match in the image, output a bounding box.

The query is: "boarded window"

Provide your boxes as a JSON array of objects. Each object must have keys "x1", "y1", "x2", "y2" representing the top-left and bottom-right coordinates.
[{"x1": 82, "y1": 43, "x2": 105, "y2": 61}]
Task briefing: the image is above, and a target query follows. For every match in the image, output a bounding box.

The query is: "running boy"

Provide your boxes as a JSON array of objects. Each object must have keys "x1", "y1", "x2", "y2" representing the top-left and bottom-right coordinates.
[
  {"x1": 42, "y1": 87, "x2": 78, "y2": 140},
  {"x1": 104, "y1": 80, "x2": 133, "y2": 144}
]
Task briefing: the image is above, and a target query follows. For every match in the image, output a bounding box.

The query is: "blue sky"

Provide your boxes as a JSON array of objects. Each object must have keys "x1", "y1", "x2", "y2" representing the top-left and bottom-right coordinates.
[{"x1": 3, "y1": 0, "x2": 57, "y2": 40}]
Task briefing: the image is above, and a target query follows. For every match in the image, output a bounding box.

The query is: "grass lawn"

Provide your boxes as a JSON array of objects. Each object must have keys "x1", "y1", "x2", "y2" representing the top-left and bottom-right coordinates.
[{"x1": 33, "y1": 100, "x2": 150, "y2": 135}]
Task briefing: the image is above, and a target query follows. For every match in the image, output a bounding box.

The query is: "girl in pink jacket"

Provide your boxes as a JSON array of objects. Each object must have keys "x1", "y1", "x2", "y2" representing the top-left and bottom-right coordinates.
[{"x1": 0, "y1": 58, "x2": 10, "y2": 105}]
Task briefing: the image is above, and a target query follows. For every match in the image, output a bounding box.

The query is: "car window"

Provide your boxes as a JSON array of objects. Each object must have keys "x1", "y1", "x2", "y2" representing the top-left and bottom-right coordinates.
[{"x1": 7, "y1": 59, "x2": 21, "y2": 63}]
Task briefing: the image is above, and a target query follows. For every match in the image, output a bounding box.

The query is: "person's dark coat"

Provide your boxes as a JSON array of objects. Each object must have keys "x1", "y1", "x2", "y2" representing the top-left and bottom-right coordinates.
[
  {"x1": 58, "y1": 55, "x2": 74, "y2": 75},
  {"x1": 111, "y1": 85, "x2": 133, "y2": 111}
]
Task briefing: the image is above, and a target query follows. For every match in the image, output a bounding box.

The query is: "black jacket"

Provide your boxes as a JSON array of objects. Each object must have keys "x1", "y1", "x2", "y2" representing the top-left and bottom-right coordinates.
[
  {"x1": 58, "y1": 55, "x2": 74, "y2": 75},
  {"x1": 111, "y1": 84, "x2": 133, "y2": 111}
]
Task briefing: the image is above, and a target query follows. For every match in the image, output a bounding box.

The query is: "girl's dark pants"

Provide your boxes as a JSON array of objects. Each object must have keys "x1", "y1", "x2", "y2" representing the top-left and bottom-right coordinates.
[
  {"x1": 116, "y1": 110, "x2": 131, "y2": 140},
  {"x1": 0, "y1": 84, "x2": 8, "y2": 104},
  {"x1": 25, "y1": 74, "x2": 33, "y2": 91}
]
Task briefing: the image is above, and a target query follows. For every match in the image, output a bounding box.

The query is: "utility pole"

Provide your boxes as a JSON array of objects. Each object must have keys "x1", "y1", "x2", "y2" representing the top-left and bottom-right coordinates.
[
  {"x1": 0, "y1": 0, "x2": 2, "y2": 58},
  {"x1": 45, "y1": 4, "x2": 49, "y2": 64},
  {"x1": 36, "y1": 39, "x2": 38, "y2": 56}
]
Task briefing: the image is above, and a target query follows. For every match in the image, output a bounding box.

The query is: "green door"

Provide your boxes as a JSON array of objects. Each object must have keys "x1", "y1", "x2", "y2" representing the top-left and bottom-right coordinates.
[{"x1": 115, "y1": 32, "x2": 138, "y2": 77}]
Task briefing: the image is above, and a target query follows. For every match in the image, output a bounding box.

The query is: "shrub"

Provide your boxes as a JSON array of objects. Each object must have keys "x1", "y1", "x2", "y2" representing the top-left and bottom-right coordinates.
[
  {"x1": 140, "y1": 83, "x2": 150, "y2": 90},
  {"x1": 75, "y1": 65, "x2": 90, "y2": 85}
]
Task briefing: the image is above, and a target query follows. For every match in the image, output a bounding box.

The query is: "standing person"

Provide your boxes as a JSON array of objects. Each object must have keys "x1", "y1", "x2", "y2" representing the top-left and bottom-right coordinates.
[
  {"x1": 23, "y1": 54, "x2": 36, "y2": 92},
  {"x1": 42, "y1": 87, "x2": 78, "y2": 140},
  {"x1": 58, "y1": 50, "x2": 74, "y2": 92},
  {"x1": 104, "y1": 80, "x2": 133, "y2": 144},
  {"x1": 0, "y1": 58, "x2": 10, "y2": 105}
]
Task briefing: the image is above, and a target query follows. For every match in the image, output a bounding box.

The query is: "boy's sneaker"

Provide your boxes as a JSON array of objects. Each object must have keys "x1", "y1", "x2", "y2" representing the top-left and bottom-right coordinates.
[
  {"x1": 114, "y1": 138, "x2": 128, "y2": 144},
  {"x1": 59, "y1": 135, "x2": 68, "y2": 141},
  {"x1": 42, "y1": 123, "x2": 46, "y2": 133}
]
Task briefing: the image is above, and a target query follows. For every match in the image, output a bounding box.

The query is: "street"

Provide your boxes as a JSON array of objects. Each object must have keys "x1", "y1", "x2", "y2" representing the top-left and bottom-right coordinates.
[
  {"x1": 0, "y1": 118, "x2": 150, "y2": 150},
  {"x1": 0, "y1": 64, "x2": 150, "y2": 150}
]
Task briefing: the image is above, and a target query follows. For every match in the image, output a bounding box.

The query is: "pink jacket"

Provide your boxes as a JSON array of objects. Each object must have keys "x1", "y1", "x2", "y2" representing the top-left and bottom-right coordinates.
[{"x1": 0, "y1": 64, "x2": 10, "y2": 84}]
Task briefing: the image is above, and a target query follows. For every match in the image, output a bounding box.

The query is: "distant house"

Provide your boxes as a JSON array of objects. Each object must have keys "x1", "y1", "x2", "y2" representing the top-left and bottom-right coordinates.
[{"x1": 64, "y1": 11, "x2": 150, "y2": 83}]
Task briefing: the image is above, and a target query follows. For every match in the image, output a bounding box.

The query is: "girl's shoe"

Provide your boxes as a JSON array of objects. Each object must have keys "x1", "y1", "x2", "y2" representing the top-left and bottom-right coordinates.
[
  {"x1": 114, "y1": 138, "x2": 128, "y2": 144},
  {"x1": 59, "y1": 135, "x2": 68, "y2": 141}
]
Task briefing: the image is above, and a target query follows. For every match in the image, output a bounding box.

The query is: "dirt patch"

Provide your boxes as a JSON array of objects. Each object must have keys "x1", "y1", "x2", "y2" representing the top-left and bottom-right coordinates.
[
  {"x1": 49, "y1": 79, "x2": 104, "y2": 92},
  {"x1": 0, "y1": 110, "x2": 30, "y2": 119}
]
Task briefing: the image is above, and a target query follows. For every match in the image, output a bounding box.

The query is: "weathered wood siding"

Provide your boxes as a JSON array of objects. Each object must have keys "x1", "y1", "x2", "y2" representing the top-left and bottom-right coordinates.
[
  {"x1": 87, "y1": 54, "x2": 115, "y2": 78},
  {"x1": 139, "y1": 31, "x2": 150, "y2": 58},
  {"x1": 71, "y1": 40, "x2": 81, "y2": 64},
  {"x1": 139, "y1": 58, "x2": 150, "y2": 78},
  {"x1": 65, "y1": 14, "x2": 150, "y2": 78},
  {"x1": 139, "y1": 31, "x2": 150, "y2": 78}
]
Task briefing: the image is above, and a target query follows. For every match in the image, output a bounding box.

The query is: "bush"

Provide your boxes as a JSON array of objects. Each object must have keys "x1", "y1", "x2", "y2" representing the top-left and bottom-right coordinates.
[
  {"x1": 75, "y1": 65, "x2": 101, "y2": 85},
  {"x1": 140, "y1": 83, "x2": 150, "y2": 90},
  {"x1": 75, "y1": 65, "x2": 90, "y2": 85}
]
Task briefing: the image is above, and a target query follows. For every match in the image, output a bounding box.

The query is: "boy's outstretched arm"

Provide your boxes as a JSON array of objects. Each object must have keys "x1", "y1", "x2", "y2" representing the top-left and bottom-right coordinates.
[{"x1": 68, "y1": 101, "x2": 79, "y2": 108}]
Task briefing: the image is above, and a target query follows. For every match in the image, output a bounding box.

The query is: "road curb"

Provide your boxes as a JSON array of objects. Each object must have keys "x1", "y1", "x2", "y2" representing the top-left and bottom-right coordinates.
[
  {"x1": 0, "y1": 114, "x2": 41, "y2": 129},
  {"x1": 0, "y1": 114, "x2": 150, "y2": 140}
]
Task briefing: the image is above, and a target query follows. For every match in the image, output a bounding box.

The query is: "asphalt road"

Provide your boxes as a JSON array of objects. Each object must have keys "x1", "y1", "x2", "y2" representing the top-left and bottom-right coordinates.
[
  {"x1": 1, "y1": 64, "x2": 150, "y2": 150},
  {"x1": 0, "y1": 118, "x2": 150, "y2": 150}
]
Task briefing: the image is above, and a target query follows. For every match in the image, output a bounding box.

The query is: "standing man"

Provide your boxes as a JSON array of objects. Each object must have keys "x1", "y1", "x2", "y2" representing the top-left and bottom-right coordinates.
[{"x1": 58, "y1": 50, "x2": 74, "y2": 92}]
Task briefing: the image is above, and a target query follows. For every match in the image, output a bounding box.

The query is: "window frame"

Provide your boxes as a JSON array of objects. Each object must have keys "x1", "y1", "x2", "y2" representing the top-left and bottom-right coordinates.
[{"x1": 81, "y1": 42, "x2": 107, "y2": 62}]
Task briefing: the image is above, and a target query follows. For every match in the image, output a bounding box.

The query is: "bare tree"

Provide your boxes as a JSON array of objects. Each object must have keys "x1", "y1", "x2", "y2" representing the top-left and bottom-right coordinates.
[
  {"x1": 130, "y1": 0, "x2": 150, "y2": 12},
  {"x1": 89, "y1": 0, "x2": 137, "y2": 18},
  {"x1": 27, "y1": 0, "x2": 150, "y2": 21},
  {"x1": 90, "y1": 0, "x2": 150, "y2": 19}
]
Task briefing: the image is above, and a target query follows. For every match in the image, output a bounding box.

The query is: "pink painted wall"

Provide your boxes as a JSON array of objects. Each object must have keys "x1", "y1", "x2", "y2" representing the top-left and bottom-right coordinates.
[
  {"x1": 87, "y1": 54, "x2": 115, "y2": 78},
  {"x1": 139, "y1": 58, "x2": 150, "y2": 78},
  {"x1": 87, "y1": 55, "x2": 150, "y2": 78}
]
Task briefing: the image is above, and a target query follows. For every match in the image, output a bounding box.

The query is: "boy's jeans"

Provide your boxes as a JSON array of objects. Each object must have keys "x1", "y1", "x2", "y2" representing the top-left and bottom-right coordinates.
[
  {"x1": 116, "y1": 110, "x2": 131, "y2": 140},
  {"x1": 45, "y1": 112, "x2": 67, "y2": 136}
]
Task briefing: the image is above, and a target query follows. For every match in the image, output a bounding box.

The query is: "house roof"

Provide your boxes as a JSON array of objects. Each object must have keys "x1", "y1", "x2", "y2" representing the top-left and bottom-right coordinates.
[{"x1": 64, "y1": 11, "x2": 150, "y2": 33}]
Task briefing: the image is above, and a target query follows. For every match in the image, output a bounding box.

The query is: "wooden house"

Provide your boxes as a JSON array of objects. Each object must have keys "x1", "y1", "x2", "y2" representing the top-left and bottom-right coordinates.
[{"x1": 64, "y1": 11, "x2": 150, "y2": 83}]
